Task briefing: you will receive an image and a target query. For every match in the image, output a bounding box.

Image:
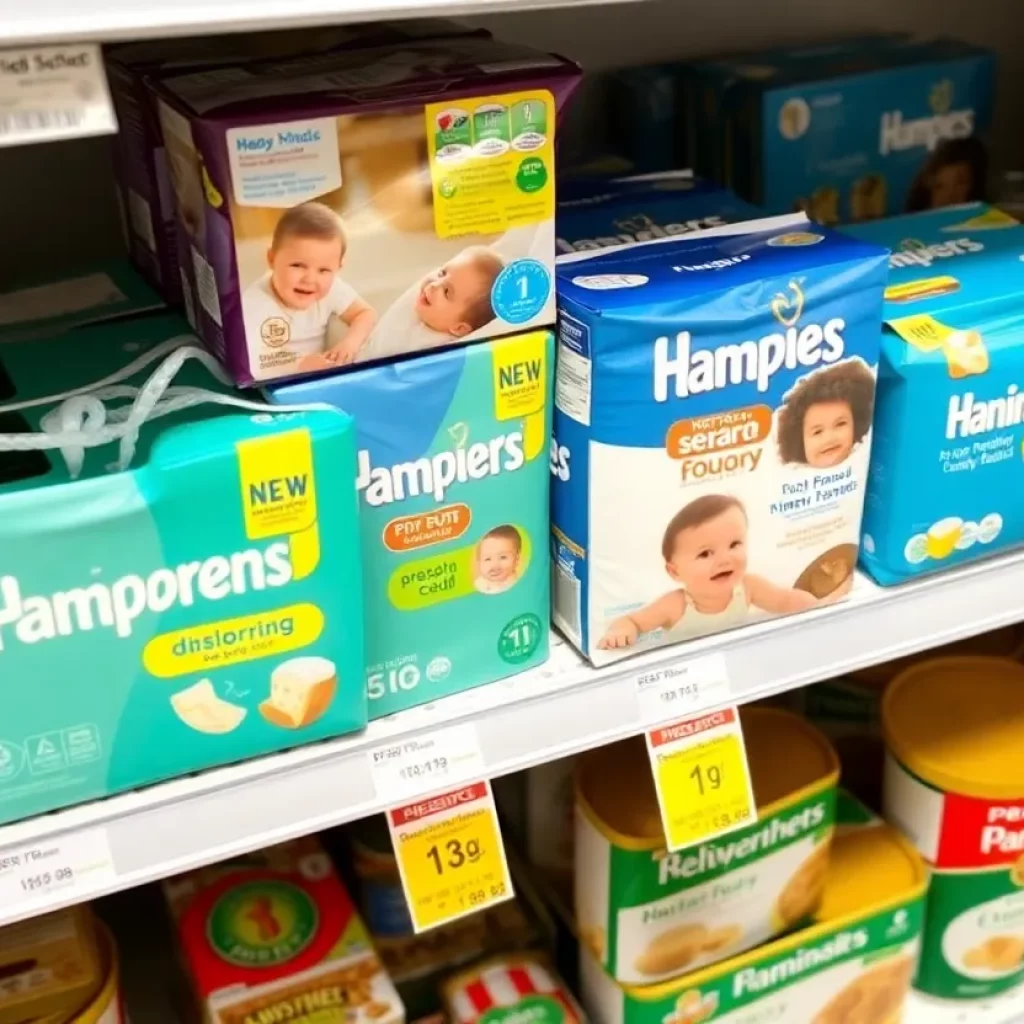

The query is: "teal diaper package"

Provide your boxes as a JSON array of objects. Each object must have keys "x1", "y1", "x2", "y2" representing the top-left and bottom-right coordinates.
[
  {"x1": 270, "y1": 330, "x2": 552, "y2": 717},
  {"x1": 688, "y1": 36, "x2": 995, "y2": 224},
  {"x1": 0, "y1": 315, "x2": 365, "y2": 825},
  {"x1": 844, "y1": 202, "x2": 1024, "y2": 584}
]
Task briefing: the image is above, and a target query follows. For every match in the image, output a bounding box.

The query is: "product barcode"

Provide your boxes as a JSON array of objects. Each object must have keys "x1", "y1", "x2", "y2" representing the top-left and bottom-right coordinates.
[
  {"x1": 552, "y1": 562, "x2": 581, "y2": 642},
  {"x1": 0, "y1": 108, "x2": 85, "y2": 135}
]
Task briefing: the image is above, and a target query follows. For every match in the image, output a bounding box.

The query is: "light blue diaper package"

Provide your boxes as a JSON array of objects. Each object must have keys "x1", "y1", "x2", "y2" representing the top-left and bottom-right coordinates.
[
  {"x1": 843, "y1": 202, "x2": 1024, "y2": 584},
  {"x1": 0, "y1": 314, "x2": 365, "y2": 825},
  {"x1": 270, "y1": 330, "x2": 552, "y2": 717},
  {"x1": 556, "y1": 171, "x2": 762, "y2": 256},
  {"x1": 552, "y1": 215, "x2": 889, "y2": 665}
]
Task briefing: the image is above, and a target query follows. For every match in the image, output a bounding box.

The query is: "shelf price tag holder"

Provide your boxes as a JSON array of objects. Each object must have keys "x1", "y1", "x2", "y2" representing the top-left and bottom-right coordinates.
[
  {"x1": 644, "y1": 705, "x2": 756, "y2": 852},
  {"x1": 0, "y1": 827, "x2": 116, "y2": 920},
  {"x1": 634, "y1": 652, "x2": 732, "y2": 726},
  {"x1": 387, "y1": 781, "x2": 514, "y2": 933}
]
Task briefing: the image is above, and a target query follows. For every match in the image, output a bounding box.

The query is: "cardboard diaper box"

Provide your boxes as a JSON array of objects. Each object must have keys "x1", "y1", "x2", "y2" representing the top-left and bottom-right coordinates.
[
  {"x1": 105, "y1": 19, "x2": 489, "y2": 305},
  {"x1": 687, "y1": 35, "x2": 995, "y2": 223},
  {"x1": 152, "y1": 36, "x2": 580, "y2": 385},
  {"x1": 0, "y1": 315, "x2": 366, "y2": 825}
]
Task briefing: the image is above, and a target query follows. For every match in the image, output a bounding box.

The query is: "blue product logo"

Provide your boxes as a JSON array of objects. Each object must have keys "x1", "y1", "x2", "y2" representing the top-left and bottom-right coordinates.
[{"x1": 491, "y1": 258, "x2": 551, "y2": 324}]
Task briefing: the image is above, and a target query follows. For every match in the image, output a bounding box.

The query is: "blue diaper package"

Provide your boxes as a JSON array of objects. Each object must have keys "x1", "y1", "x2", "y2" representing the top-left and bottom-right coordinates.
[
  {"x1": 843, "y1": 202, "x2": 1024, "y2": 584},
  {"x1": 556, "y1": 171, "x2": 762, "y2": 256},
  {"x1": 689, "y1": 37, "x2": 996, "y2": 224},
  {"x1": 270, "y1": 330, "x2": 552, "y2": 717},
  {"x1": 552, "y1": 215, "x2": 889, "y2": 665}
]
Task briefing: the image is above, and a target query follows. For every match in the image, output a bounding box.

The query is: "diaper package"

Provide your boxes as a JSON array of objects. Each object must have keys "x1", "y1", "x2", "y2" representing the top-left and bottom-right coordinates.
[
  {"x1": 106, "y1": 20, "x2": 487, "y2": 303},
  {"x1": 0, "y1": 316, "x2": 365, "y2": 826},
  {"x1": 552, "y1": 215, "x2": 888, "y2": 665},
  {"x1": 153, "y1": 37, "x2": 579, "y2": 386},
  {"x1": 842, "y1": 203, "x2": 1024, "y2": 583},
  {"x1": 556, "y1": 171, "x2": 762, "y2": 256},
  {"x1": 0, "y1": 262, "x2": 162, "y2": 342},
  {"x1": 688, "y1": 36, "x2": 995, "y2": 223},
  {"x1": 271, "y1": 330, "x2": 552, "y2": 718}
]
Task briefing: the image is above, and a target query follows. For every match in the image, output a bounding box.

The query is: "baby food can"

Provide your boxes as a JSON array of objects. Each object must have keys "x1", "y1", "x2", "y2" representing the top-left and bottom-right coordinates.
[
  {"x1": 580, "y1": 793, "x2": 927, "y2": 1024},
  {"x1": 65, "y1": 923, "x2": 123, "y2": 1024},
  {"x1": 350, "y1": 815, "x2": 414, "y2": 939},
  {"x1": 883, "y1": 656, "x2": 1024, "y2": 1000},
  {"x1": 575, "y1": 708, "x2": 840, "y2": 984}
]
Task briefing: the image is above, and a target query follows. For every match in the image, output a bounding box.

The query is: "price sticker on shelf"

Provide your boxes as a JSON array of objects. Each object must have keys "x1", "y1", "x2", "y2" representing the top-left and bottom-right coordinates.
[
  {"x1": 635, "y1": 652, "x2": 731, "y2": 726},
  {"x1": 0, "y1": 45, "x2": 116, "y2": 148},
  {"x1": 368, "y1": 722, "x2": 486, "y2": 803},
  {"x1": 645, "y1": 705, "x2": 756, "y2": 851},
  {"x1": 0, "y1": 828, "x2": 115, "y2": 916},
  {"x1": 388, "y1": 780, "x2": 514, "y2": 933}
]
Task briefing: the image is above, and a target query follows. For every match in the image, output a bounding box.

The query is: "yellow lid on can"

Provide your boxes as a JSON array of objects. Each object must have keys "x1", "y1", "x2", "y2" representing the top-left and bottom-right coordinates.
[
  {"x1": 883, "y1": 656, "x2": 1024, "y2": 799},
  {"x1": 577, "y1": 707, "x2": 839, "y2": 847}
]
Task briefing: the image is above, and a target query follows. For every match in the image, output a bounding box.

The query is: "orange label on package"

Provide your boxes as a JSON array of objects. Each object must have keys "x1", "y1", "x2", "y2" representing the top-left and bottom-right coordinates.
[
  {"x1": 384, "y1": 504, "x2": 472, "y2": 551},
  {"x1": 884, "y1": 276, "x2": 961, "y2": 304},
  {"x1": 425, "y1": 91, "x2": 555, "y2": 239},
  {"x1": 665, "y1": 405, "x2": 773, "y2": 459}
]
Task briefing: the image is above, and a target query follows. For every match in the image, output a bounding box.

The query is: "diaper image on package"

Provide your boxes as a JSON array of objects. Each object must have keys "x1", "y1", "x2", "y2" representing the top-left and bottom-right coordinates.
[
  {"x1": 153, "y1": 36, "x2": 579, "y2": 386},
  {"x1": 0, "y1": 315, "x2": 365, "y2": 826},
  {"x1": 556, "y1": 171, "x2": 762, "y2": 256},
  {"x1": 270, "y1": 330, "x2": 552, "y2": 718},
  {"x1": 552, "y1": 215, "x2": 888, "y2": 665},
  {"x1": 575, "y1": 709, "x2": 840, "y2": 986},
  {"x1": 687, "y1": 36, "x2": 995, "y2": 222},
  {"x1": 843, "y1": 202, "x2": 1024, "y2": 585},
  {"x1": 578, "y1": 792, "x2": 927, "y2": 1024}
]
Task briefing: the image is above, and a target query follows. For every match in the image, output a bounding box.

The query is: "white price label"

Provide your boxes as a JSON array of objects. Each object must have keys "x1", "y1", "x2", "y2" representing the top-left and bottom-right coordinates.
[
  {"x1": 0, "y1": 828, "x2": 115, "y2": 918},
  {"x1": 635, "y1": 652, "x2": 731, "y2": 726},
  {"x1": 369, "y1": 723, "x2": 486, "y2": 803},
  {"x1": 0, "y1": 45, "x2": 116, "y2": 148}
]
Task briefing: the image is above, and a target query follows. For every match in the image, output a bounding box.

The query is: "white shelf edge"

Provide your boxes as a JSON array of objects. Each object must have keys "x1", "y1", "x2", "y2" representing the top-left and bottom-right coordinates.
[
  {"x1": 0, "y1": 0, "x2": 639, "y2": 47},
  {"x1": 1, "y1": 548, "x2": 1023, "y2": 926}
]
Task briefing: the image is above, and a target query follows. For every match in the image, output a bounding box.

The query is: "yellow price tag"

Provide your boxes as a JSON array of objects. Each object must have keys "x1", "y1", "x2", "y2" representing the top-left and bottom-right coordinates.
[
  {"x1": 646, "y1": 706, "x2": 756, "y2": 851},
  {"x1": 388, "y1": 781, "x2": 514, "y2": 933}
]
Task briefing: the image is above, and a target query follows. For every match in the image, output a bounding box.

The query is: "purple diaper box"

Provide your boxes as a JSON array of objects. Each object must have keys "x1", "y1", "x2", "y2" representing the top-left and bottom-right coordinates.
[{"x1": 151, "y1": 36, "x2": 580, "y2": 386}]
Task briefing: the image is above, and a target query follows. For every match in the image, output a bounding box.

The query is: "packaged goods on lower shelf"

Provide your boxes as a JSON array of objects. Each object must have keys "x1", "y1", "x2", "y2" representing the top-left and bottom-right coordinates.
[
  {"x1": 0, "y1": 906, "x2": 102, "y2": 1024},
  {"x1": 0, "y1": 262, "x2": 162, "y2": 343},
  {"x1": 555, "y1": 171, "x2": 763, "y2": 256},
  {"x1": 579, "y1": 793, "x2": 927, "y2": 1024},
  {"x1": 843, "y1": 203, "x2": 1024, "y2": 584},
  {"x1": 882, "y1": 656, "x2": 1024, "y2": 1001},
  {"x1": 0, "y1": 316, "x2": 366, "y2": 826},
  {"x1": 444, "y1": 952, "x2": 586, "y2": 1024},
  {"x1": 153, "y1": 34, "x2": 579, "y2": 386},
  {"x1": 803, "y1": 624, "x2": 1024, "y2": 805},
  {"x1": 270, "y1": 330, "x2": 553, "y2": 718},
  {"x1": 575, "y1": 709, "x2": 840, "y2": 984},
  {"x1": 552, "y1": 214, "x2": 888, "y2": 665},
  {"x1": 166, "y1": 836, "x2": 404, "y2": 1024}
]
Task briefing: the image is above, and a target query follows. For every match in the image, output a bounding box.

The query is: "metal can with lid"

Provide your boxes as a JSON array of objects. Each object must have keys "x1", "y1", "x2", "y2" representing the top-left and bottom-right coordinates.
[{"x1": 883, "y1": 655, "x2": 1024, "y2": 1000}]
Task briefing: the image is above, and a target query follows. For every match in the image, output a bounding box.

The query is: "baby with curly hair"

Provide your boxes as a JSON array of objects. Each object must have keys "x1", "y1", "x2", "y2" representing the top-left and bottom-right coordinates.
[{"x1": 776, "y1": 359, "x2": 876, "y2": 469}]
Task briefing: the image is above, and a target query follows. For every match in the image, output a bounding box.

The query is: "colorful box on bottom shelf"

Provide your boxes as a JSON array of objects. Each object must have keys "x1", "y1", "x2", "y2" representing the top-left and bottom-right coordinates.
[
  {"x1": 579, "y1": 794, "x2": 927, "y2": 1024},
  {"x1": 0, "y1": 315, "x2": 365, "y2": 826},
  {"x1": 166, "y1": 836, "x2": 404, "y2": 1024},
  {"x1": 842, "y1": 203, "x2": 1024, "y2": 585},
  {"x1": 552, "y1": 215, "x2": 888, "y2": 666},
  {"x1": 270, "y1": 329, "x2": 552, "y2": 718}
]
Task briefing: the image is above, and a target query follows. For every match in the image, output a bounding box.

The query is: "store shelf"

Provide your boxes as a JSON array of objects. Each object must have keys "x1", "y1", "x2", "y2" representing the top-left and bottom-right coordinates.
[
  {"x1": 1, "y1": 548, "x2": 1024, "y2": 927},
  {"x1": 0, "y1": 0, "x2": 638, "y2": 47},
  {"x1": 908, "y1": 988, "x2": 1024, "y2": 1024}
]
